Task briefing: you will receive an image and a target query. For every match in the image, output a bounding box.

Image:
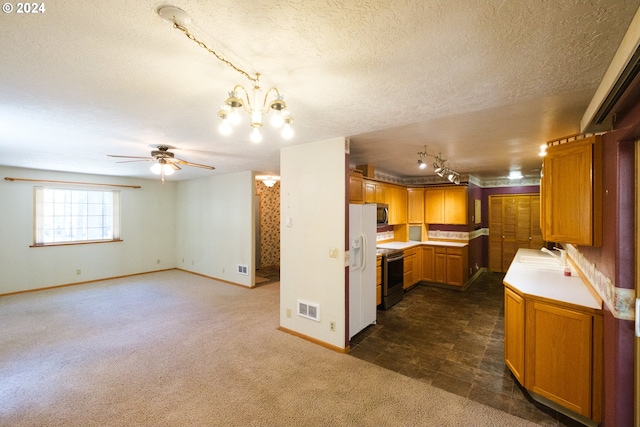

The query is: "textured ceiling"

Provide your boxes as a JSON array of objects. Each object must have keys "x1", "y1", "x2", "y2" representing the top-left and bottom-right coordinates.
[{"x1": 0, "y1": 0, "x2": 638, "y2": 183}]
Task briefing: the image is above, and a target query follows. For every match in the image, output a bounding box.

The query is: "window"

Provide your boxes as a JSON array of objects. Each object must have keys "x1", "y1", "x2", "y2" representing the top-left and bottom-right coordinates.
[{"x1": 34, "y1": 187, "x2": 121, "y2": 245}]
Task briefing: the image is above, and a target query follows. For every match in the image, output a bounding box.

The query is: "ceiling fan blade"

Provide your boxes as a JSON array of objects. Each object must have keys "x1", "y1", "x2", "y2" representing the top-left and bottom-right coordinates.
[
  {"x1": 115, "y1": 159, "x2": 154, "y2": 164},
  {"x1": 108, "y1": 155, "x2": 155, "y2": 160},
  {"x1": 169, "y1": 162, "x2": 181, "y2": 171},
  {"x1": 174, "y1": 158, "x2": 216, "y2": 170}
]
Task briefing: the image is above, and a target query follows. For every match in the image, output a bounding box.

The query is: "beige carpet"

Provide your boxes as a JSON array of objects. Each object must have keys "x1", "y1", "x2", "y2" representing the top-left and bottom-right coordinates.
[{"x1": 0, "y1": 270, "x2": 538, "y2": 427}]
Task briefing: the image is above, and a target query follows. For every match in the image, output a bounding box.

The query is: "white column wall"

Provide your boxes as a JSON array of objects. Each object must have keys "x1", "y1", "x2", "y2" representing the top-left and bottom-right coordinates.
[{"x1": 279, "y1": 137, "x2": 347, "y2": 348}]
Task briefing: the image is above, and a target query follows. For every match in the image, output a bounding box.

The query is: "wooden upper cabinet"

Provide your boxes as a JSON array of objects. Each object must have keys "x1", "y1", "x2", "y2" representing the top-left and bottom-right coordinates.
[
  {"x1": 364, "y1": 180, "x2": 386, "y2": 204},
  {"x1": 424, "y1": 187, "x2": 467, "y2": 225},
  {"x1": 444, "y1": 187, "x2": 468, "y2": 225},
  {"x1": 387, "y1": 185, "x2": 407, "y2": 224},
  {"x1": 349, "y1": 172, "x2": 364, "y2": 204},
  {"x1": 424, "y1": 189, "x2": 445, "y2": 224},
  {"x1": 407, "y1": 188, "x2": 424, "y2": 223},
  {"x1": 542, "y1": 135, "x2": 602, "y2": 246},
  {"x1": 364, "y1": 181, "x2": 376, "y2": 204}
]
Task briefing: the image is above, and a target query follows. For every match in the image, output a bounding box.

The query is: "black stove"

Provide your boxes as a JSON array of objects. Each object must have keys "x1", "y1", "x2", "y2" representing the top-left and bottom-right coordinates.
[
  {"x1": 376, "y1": 247, "x2": 404, "y2": 309},
  {"x1": 376, "y1": 247, "x2": 403, "y2": 257}
]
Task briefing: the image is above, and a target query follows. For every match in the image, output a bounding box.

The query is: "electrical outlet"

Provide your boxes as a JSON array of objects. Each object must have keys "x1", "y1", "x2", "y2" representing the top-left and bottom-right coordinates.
[
  {"x1": 286, "y1": 308, "x2": 291, "y2": 318},
  {"x1": 329, "y1": 321, "x2": 336, "y2": 332},
  {"x1": 76, "y1": 269, "x2": 81, "y2": 275}
]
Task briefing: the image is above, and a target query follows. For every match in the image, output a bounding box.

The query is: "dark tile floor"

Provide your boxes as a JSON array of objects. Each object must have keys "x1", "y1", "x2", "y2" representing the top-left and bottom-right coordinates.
[{"x1": 349, "y1": 272, "x2": 584, "y2": 427}]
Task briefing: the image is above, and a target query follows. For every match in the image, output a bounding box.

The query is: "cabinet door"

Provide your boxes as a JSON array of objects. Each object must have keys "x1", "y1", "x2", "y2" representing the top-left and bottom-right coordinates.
[
  {"x1": 407, "y1": 188, "x2": 424, "y2": 223},
  {"x1": 434, "y1": 250, "x2": 447, "y2": 283},
  {"x1": 425, "y1": 189, "x2": 445, "y2": 224},
  {"x1": 403, "y1": 249, "x2": 415, "y2": 289},
  {"x1": 349, "y1": 174, "x2": 364, "y2": 204},
  {"x1": 421, "y1": 246, "x2": 434, "y2": 282},
  {"x1": 542, "y1": 136, "x2": 602, "y2": 246},
  {"x1": 444, "y1": 187, "x2": 467, "y2": 225},
  {"x1": 525, "y1": 301, "x2": 593, "y2": 417},
  {"x1": 388, "y1": 186, "x2": 407, "y2": 225},
  {"x1": 414, "y1": 246, "x2": 422, "y2": 284},
  {"x1": 446, "y1": 253, "x2": 463, "y2": 286},
  {"x1": 375, "y1": 184, "x2": 385, "y2": 204},
  {"x1": 365, "y1": 182, "x2": 376, "y2": 204},
  {"x1": 504, "y1": 287, "x2": 525, "y2": 385}
]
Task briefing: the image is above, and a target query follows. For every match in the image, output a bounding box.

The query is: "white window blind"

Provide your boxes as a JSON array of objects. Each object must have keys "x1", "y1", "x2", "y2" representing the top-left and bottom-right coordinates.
[{"x1": 34, "y1": 187, "x2": 121, "y2": 245}]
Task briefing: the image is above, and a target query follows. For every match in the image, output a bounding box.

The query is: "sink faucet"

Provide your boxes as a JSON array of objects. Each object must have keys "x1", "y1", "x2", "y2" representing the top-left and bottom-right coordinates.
[{"x1": 541, "y1": 247, "x2": 567, "y2": 264}]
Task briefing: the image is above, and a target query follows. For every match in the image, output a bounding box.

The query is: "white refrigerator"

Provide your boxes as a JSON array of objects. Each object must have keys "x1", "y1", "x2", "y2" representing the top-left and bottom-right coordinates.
[{"x1": 348, "y1": 204, "x2": 377, "y2": 340}]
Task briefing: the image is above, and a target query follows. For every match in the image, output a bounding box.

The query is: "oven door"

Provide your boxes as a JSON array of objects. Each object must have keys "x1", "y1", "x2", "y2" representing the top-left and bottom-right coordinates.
[{"x1": 382, "y1": 252, "x2": 404, "y2": 309}]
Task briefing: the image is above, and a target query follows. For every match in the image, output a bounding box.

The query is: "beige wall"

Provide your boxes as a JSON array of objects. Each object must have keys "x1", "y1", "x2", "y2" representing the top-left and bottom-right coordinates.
[
  {"x1": 0, "y1": 166, "x2": 177, "y2": 294},
  {"x1": 175, "y1": 171, "x2": 255, "y2": 287}
]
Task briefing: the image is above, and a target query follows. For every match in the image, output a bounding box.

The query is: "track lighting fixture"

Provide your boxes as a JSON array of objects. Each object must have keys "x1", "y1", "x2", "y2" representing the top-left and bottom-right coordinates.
[{"x1": 415, "y1": 145, "x2": 462, "y2": 184}]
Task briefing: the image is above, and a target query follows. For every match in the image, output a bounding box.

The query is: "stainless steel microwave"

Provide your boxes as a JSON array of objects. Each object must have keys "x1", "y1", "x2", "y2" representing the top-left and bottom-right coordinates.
[{"x1": 376, "y1": 204, "x2": 389, "y2": 226}]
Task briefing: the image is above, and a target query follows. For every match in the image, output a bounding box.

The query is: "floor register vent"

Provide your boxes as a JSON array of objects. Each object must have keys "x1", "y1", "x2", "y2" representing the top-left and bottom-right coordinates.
[{"x1": 297, "y1": 300, "x2": 320, "y2": 322}]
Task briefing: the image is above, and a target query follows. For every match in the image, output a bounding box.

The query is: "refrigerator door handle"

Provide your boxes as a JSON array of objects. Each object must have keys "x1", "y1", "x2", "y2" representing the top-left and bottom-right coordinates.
[{"x1": 360, "y1": 233, "x2": 367, "y2": 271}]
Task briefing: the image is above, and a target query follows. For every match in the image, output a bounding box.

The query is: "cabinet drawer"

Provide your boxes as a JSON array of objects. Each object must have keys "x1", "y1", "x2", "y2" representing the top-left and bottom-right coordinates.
[
  {"x1": 435, "y1": 247, "x2": 447, "y2": 254},
  {"x1": 447, "y1": 247, "x2": 463, "y2": 255}
]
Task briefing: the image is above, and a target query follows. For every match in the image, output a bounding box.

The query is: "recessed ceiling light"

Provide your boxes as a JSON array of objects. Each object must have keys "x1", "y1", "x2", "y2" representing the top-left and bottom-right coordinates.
[{"x1": 507, "y1": 171, "x2": 523, "y2": 180}]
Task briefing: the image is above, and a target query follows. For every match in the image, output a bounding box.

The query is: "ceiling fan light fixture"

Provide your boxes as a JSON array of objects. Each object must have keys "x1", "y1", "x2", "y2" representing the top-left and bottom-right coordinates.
[{"x1": 150, "y1": 162, "x2": 175, "y2": 176}]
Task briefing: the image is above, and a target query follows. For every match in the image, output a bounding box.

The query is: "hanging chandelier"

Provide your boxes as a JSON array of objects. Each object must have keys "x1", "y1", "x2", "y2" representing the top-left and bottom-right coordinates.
[{"x1": 158, "y1": 6, "x2": 294, "y2": 143}]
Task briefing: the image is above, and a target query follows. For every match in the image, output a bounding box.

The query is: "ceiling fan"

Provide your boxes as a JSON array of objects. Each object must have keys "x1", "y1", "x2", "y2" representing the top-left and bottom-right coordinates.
[{"x1": 108, "y1": 146, "x2": 215, "y2": 183}]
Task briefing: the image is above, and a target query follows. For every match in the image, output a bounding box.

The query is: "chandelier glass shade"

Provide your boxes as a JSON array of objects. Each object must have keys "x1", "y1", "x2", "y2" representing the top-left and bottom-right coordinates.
[{"x1": 217, "y1": 78, "x2": 294, "y2": 142}]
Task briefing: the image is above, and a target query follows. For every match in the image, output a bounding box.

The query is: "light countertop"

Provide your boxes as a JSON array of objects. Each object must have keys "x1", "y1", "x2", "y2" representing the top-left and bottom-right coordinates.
[
  {"x1": 377, "y1": 240, "x2": 468, "y2": 250},
  {"x1": 504, "y1": 248, "x2": 601, "y2": 310}
]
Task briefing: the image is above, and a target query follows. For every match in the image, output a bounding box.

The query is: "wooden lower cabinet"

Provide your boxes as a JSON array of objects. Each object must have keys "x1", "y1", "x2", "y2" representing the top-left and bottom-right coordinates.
[
  {"x1": 432, "y1": 246, "x2": 468, "y2": 286},
  {"x1": 504, "y1": 284, "x2": 603, "y2": 421},
  {"x1": 376, "y1": 256, "x2": 382, "y2": 306},
  {"x1": 421, "y1": 246, "x2": 435, "y2": 282},
  {"x1": 434, "y1": 248, "x2": 447, "y2": 283},
  {"x1": 403, "y1": 247, "x2": 418, "y2": 289},
  {"x1": 504, "y1": 287, "x2": 525, "y2": 385}
]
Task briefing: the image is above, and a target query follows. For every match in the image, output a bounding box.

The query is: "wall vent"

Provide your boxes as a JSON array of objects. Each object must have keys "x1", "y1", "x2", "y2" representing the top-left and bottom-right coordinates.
[
  {"x1": 237, "y1": 265, "x2": 248, "y2": 275},
  {"x1": 297, "y1": 299, "x2": 320, "y2": 322}
]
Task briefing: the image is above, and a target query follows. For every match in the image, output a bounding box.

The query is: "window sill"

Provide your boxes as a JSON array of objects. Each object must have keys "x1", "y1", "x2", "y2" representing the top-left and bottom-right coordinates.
[{"x1": 30, "y1": 239, "x2": 123, "y2": 248}]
